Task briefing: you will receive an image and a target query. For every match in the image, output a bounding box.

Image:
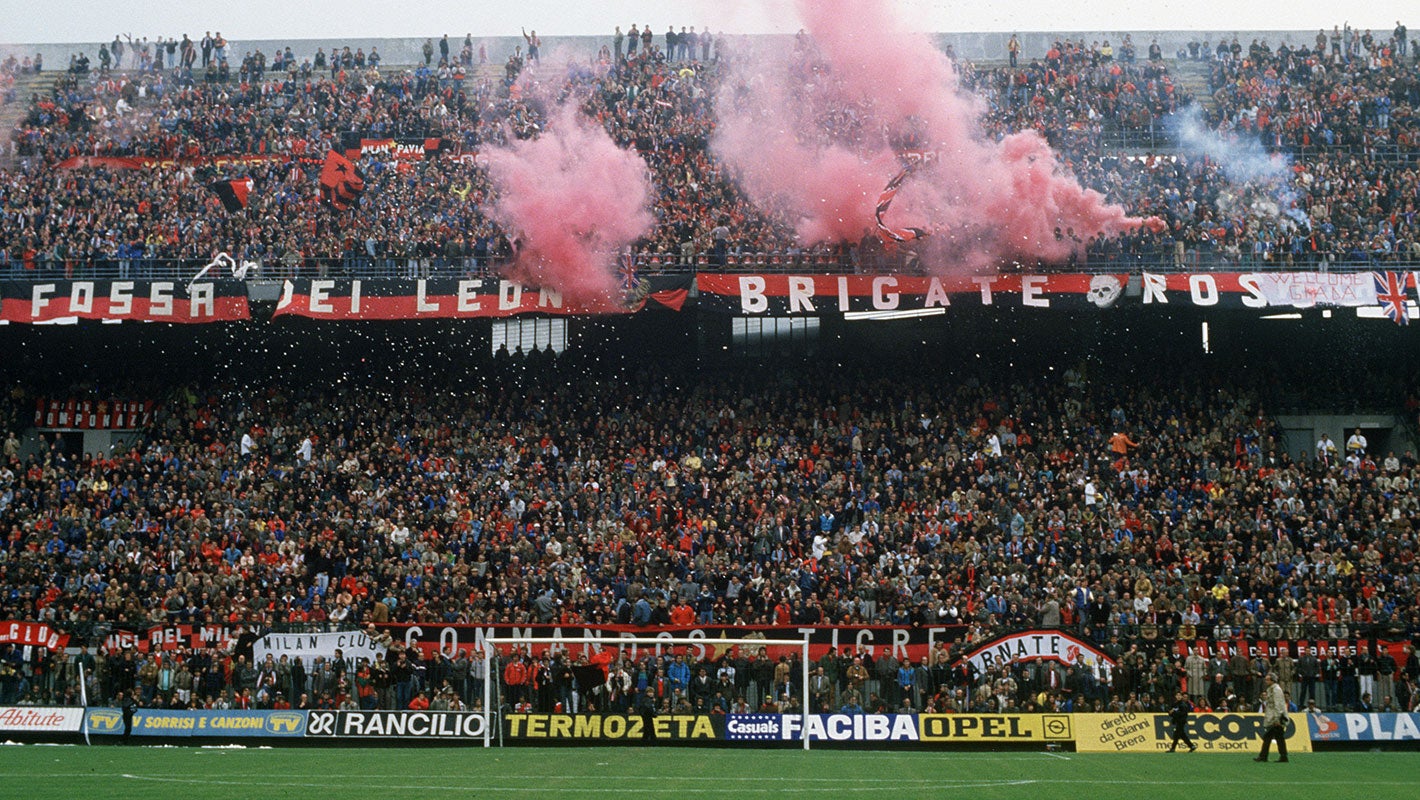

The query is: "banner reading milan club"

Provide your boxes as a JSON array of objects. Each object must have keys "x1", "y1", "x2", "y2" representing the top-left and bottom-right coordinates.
[
  {"x1": 253, "y1": 630, "x2": 387, "y2": 667},
  {"x1": 378, "y1": 623, "x2": 968, "y2": 661},
  {"x1": 1174, "y1": 637, "x2": 1412, "y2": 668},
  {"x1": 35, "y1": 399, "x2": 154, "y2": 430},
  {"x1": 273, "y1": 277, "x2": 691, "y2": 320},
  {"x1": 0, "y1": 281, "x2": 250, "y2": 323},
  {"x1": 696, "y1": 272, "x2": 1420, "y2": 314}
]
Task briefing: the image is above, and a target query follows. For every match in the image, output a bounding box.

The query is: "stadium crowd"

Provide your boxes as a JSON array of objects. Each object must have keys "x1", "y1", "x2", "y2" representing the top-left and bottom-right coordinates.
[
  {"x1": 1, "y1": 22, "x2": 1418, "y2": 279},
  {"x1": 1, "y1": 20, "x2": 1419, "y2": 719},
  {"x1": 0, "y1": 352, "x2": 1418, "y2": 715}
]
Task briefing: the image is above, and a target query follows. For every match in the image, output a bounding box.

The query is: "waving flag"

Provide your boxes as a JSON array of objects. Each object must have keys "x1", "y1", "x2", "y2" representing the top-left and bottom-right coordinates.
[
  {"x1": 319, "y1": 150, "x2": 365, "y2": 211},
  {"x1": 617, "y1": 253, "x2": 640, "y2": 292},
  {"x1": 875, "y1": 165, "x2": 930, "y2": 249},
  {"x1": 209, "y1": 177, "x2": 253, "y2": 212},
  {"x1": 1372, "y1": 271, "x2": 1410, "y2": 325}
]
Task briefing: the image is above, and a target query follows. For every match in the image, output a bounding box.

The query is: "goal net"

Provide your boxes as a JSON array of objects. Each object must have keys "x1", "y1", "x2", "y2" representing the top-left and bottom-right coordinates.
[{"x1": 479, "y1": 634, "x2": 813, "y2": 749}]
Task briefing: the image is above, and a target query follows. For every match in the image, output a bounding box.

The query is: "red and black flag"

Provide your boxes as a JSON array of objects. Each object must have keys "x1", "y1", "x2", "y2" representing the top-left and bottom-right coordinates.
[
  {"x1": 209, "y1": 177, "x2": 253, "y2": 212},
  {"x1": 875, "y1": 165, "x2": 930, "y2": 250},
  {"x1": 319, "y1": 150, "x2": 365, "y2": 211}
]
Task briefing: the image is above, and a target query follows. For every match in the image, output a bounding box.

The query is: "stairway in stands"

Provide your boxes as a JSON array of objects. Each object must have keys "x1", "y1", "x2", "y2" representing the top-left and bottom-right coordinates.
[
  {"x1": 0, "y1": 70, "x2": 58, "y2": 169},
  {"x1": 1168, "y1": 59, "x2": 1216, "y2": 113}
]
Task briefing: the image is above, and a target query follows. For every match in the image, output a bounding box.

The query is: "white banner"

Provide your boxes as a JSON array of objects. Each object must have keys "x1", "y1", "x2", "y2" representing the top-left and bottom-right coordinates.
[
  {"x1": 1247, "y1": 271, "x2": 1376, "y2": 308},
  {"x1": 960, "y1": 630, "x2": 1114, "y2": 673},
  {"x1": 253, "y1": 631, "x2": 386, "y2": 667},
  {"x1": 0, "y1": 706, "x2": 84, "y2": 733}
]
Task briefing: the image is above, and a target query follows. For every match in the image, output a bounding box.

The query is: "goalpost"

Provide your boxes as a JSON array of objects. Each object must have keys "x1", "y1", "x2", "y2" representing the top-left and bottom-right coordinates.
[{"x1": 480, "y1": 634, "x2": 814, "y2": 750}]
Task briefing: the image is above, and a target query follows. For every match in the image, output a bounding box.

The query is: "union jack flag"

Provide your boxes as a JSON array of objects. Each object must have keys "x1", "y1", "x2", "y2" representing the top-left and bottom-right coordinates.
[
  {"x1": 1372, "y1": 271, "x2": 1411, "y2": 325},
  {"x1": 618, "y1": 253, "x2": 640, "y2": 292},
  {"x1": 875, "y1": 164, "x2": 930, "y2": 249}
]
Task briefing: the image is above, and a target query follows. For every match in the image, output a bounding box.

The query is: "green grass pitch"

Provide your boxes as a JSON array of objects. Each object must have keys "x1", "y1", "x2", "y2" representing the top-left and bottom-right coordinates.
[{"x1": 1, "y1": 746, "x2": 1414, "y2": 799}]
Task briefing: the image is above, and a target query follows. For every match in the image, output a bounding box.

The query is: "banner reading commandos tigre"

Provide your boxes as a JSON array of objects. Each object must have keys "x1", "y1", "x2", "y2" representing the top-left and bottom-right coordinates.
[{"x1": 377, "y1": 622, "x2": 968, "y2": 661}]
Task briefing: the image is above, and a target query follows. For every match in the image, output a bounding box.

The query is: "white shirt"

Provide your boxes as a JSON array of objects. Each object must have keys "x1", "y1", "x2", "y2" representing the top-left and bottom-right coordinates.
[
  {"x1": 297, "y1": 437, "x2": 314, "y2": 462},
  {"x1": 240, "y1": 432, "x2": 255, "y2": 455}
]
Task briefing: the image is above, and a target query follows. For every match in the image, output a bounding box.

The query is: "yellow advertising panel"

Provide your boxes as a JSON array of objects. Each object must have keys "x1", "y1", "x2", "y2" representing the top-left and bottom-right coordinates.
[
  {"x1": 918, "y1": 714, "x2": 1073, "y2": 742},
  {"x1": 506, "y1": 713, "x2": 719, "y2": 741},
  {"x1": 1074, "y1": 712, "x2": 1312, "y2": 753}
]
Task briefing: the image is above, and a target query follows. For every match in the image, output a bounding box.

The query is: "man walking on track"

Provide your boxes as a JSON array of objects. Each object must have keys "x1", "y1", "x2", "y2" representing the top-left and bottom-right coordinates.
[
  {"x1": 1254, "y1": 673, "x2": 1289, "y2": 762},
  {"x1": 1167, "y1": 691, "x2": 1196, "y2": 752}
]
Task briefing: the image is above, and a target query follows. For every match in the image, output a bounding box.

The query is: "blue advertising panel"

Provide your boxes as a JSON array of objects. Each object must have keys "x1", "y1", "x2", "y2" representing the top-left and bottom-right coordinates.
[
  {"x1": 83, "y1": 708, "x2": 307, "y2": 737},
  {"x1": 1309, "y1": 713, "x2": 1420, "y2": 742}
]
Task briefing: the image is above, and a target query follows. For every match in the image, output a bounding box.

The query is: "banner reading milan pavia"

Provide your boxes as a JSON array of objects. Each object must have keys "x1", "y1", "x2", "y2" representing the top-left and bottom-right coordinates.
[
  {"x1": 273, "y1": 277, "x2": 691, "y2": 320},
  {"x1": 377, "y1": 623, "x2": 968, "y2": 661},
  {"x1": 0, "y1": 281, "x2": 250, "y2": 323},
  {"x1": 696, "y1": 272, "x2": 1419, "y2": 314},
  {"x1": 346, "y1": 137, "x2": 451, "y2": 161}
]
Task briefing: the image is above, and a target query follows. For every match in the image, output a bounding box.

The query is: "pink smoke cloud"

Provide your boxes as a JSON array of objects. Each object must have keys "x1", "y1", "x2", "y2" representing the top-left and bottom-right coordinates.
[
  {"x1": 712, "y1": 0, "x2": 1157, "y2": 271},
  {"x1": 483, "y1": 105, "x2": 655, "y2": 303}
]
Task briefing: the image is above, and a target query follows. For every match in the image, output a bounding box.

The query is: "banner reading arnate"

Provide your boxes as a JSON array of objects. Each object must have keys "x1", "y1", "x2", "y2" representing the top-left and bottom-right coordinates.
[
  {"x1": 958, "y1": 630, "x2": 1114, "y2": 673},
  {"x1": 1074, "y1": 712, "x2": 1312, "y2": 753}
]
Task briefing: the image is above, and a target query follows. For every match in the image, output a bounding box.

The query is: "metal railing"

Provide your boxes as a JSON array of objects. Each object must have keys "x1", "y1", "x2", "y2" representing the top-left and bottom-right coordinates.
[{"x1": 2, "y1": 251, "x2": 1416, "y2": 282}]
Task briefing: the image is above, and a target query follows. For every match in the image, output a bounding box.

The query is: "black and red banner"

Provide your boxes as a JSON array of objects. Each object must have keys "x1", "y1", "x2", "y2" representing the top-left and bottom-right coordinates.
[
  {"x1": 0, "y1": 281, "x2": 251, "y2": 324},
  {"x1": 273, "y1": 277, "x2": 692, "y2": 320},
  {"x1": 99, "y1": 623, "x2": 239, "y2": 654},
  {"x1": 35, "y1": 399, "x2": 154, "y2": 430},
  {"x1": 696, "y1": 273, "x2": 1129, "y2": 314},
  {"x1": 346, "y1": 137, "x2": 450, "y2": 161},
  {"x1": 0, "y1": 621, "x2": 70, "y2": 650},
  {"x1": 696, "y1": 271, "x2": 1418, "y2": 314}
]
